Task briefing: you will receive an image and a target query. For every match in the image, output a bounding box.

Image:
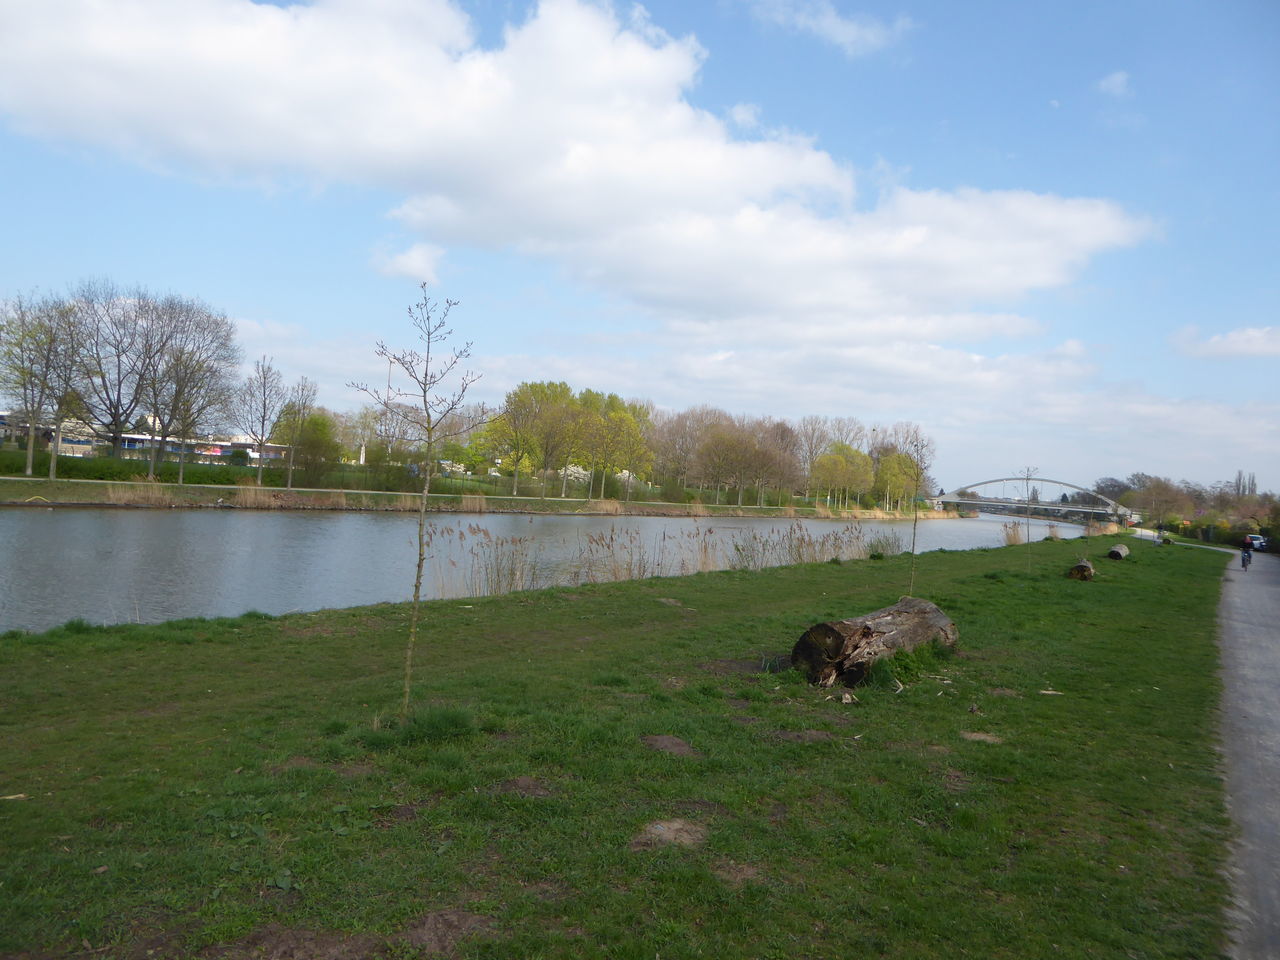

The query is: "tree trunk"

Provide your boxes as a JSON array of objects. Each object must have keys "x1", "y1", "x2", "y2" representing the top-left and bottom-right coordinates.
[
  {"x1": 23, "y1": 422, "x2": 36, "y2": 477},
  {"x1": 177, "y1": 442, "x2": 187, "y2": 484},
  {"x1": 791, "y1": 597, "x2": 958, "y2": 688},
  {"x1": 1067, "y1": 559, "x2": 1095, "y2": 580},
  {"x1": 48, "y1": 420, "x2": 62, "y2": 481},
  {"x1": 1107, "y1": 544, "x2": 1130, "y2": 560}
]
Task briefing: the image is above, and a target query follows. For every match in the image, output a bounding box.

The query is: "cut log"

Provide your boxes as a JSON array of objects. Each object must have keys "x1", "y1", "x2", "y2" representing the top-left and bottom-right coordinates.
[
  {"x1": 1067, "y1": 559, "x2": 1095, "y2": 580},
  {"x1": 1107, "y1": 543, "x2": 1130, "y2": 560},
  {"x1": 791, "y1": 597, "x2": 958, "y2": 689}
]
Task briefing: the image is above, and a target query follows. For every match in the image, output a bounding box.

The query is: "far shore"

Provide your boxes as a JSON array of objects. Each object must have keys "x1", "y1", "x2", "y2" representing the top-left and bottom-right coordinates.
[{"x1": 0, "y1": 474, "x2": 964, "y2": 520}]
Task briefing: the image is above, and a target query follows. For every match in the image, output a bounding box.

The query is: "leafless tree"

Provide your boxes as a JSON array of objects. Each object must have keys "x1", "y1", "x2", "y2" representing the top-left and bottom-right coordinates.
[
  {"x1": 233, "y1": 355, "x2": 287, "y2": 485},
  {"x1": 66, "y1": 279, "x2": 171, "y2": 458},
  {"x1": 141, "y1": 296, "x2": 240, "y2": 480},
  {"x1": 349, "y1": 284, "x2": 484, "y2": 720},
  {"x1": 795, "y1": 414, "x2": 832, "y2": 499},
  {"x1": 900, "y1": 423, "x2": 937, "y2": 593}
]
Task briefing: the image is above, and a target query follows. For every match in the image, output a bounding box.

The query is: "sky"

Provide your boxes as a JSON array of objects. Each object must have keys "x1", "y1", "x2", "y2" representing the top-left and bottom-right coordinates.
[{"x1": 0, "y1": 0, "x2": 1276, "y2": 493}]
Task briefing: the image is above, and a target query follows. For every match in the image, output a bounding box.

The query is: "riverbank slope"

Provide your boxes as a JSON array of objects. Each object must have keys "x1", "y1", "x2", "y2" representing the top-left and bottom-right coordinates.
[
  {"x1": 0, "y1": 539, "x2": 1230, "y2": 958},
  {"x1": 0, "y1": 474, "x2": 950, "y2": 520}
]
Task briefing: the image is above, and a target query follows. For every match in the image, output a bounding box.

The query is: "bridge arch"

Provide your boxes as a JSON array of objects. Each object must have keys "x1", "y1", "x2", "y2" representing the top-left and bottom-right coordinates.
[{"x1": 937, "y1": 477, "x2": 1130, "y2": 518}]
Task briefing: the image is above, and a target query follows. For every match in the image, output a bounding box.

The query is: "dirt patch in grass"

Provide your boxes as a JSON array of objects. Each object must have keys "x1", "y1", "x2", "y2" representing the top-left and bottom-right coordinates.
[
  {"x1": 641, "y1": 735, "x2": 702, "y2": 757},
  {"x1": 630, "y1": 819, "x2": 708, "y2": 850},
  {"x1": 674, "y1": 799, "x2": 732, "y2": 816},
  {"x1": 960, "y1": 731, "x2": 1004, "y2": 744},
  {"x1": 987, "y1": 687, "x2": 1022, "y2": 697},
  {"x1": 269, "y1": 756, "x2": 319, "y2": 774},
  {"x1": 333, "y1": 762, "x2": 374, "y2": 777},
  {"x1": 713, "y1": 859, "x2": 762, "y2": 886},
  {"x1": 200, "y1": 923, "x2": 375, "y2": 959},
  {"x1": 195, "y1": 911, "x2": 493, "y2": 959},
  {"x1": 699, "y1": 654, "x2": 790, "y2": 676},
  {"x1": 494, "y1": 776, "x2": 555, "y2": 798},
  {"x1": 399, "y1": 911, "x2": 494, "y2": 953},
  {"x1": 775, "y1": 729, "x2": 835, "y2": 743},
  {"x1": 374, "y1": 804, "x2": 424, "y2": 827},
  {"x1": 943, "y1": 768, "x2": 972, "y2": 793}
]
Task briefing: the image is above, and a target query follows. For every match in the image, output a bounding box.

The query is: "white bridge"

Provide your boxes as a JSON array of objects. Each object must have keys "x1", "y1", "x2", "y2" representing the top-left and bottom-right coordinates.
[{"x1": 932, "y1": 477, "x2": 1132, "y2": 521}]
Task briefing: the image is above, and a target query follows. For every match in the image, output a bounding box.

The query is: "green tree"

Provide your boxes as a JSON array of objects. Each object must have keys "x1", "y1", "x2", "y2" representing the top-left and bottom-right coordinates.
[{"x1": 294, "y1": 410, "x2": 343, "y2": 486}]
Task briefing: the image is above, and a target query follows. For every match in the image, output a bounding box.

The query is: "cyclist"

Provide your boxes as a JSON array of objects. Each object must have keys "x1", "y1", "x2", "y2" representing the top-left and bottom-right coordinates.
[{"x1": 1242, "y1": 545, "x2": 1252, "y2": 571}]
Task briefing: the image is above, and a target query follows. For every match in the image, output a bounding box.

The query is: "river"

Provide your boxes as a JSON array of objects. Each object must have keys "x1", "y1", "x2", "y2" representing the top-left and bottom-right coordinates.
[{"x1": 0, "y1": 508, "x2": 1081, "y2": 633}]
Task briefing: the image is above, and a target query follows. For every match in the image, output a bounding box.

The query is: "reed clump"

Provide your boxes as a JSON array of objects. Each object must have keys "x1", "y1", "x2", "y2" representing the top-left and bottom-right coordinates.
[
  {"x1": 460, "y1": 493, "x2": 486, "y2": 514},
  {"x1": 234, "y1": 479, "x2": 274, "y2": 509},
  {"x1": 1002, "y1": 521, "x2": 1025, "y2": 546},
  {"x1": 588, "y1": 499, "x2": 623, "y2": 516},
  {"x1": 106, "y1": 476, "x2": 176, "y2": 507}
]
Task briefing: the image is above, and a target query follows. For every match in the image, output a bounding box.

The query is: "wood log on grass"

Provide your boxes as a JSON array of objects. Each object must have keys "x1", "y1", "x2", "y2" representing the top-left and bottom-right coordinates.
[
  {"x1": 1067, "y1": 559, "x2": 1095, "y2": 581},
  {"x1": 791, "y1": 597, "x2": 958, "y2": 688},
  {"x1": 1107, "y1": 543, "x2": 1130, "y2": 560}
]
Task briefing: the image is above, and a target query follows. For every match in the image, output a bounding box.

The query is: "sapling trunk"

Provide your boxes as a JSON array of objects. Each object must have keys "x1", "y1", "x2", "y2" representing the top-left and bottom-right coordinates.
[{"x1": 402, "y1": 478, "x2": 430, "y2": 719}]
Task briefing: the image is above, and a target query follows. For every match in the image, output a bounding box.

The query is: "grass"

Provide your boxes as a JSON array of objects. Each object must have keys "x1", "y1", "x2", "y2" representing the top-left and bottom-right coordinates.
[{"x1": 0, "y1": 539, "x2": 1232, "y2": 958}]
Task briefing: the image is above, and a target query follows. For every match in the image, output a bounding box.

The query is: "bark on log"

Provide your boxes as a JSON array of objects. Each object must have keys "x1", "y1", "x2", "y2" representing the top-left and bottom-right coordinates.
[
  {"x1": 1107, "y1": 543, "x2": 1130, "y2": 560},
  {"x1": 791, "y1": 597, "x2": 958, "y2": 688},
  {"x1": 1067, "y1": 559, "x2": 1095, "y2": 580}
]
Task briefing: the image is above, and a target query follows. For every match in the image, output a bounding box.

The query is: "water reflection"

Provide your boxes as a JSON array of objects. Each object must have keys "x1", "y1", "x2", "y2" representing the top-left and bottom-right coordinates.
[{"x1": 0, "y1": 508, "x2": 1080, "y2": 632}]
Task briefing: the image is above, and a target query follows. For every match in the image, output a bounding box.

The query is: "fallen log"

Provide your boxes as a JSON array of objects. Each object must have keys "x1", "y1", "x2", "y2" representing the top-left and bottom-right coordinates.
[
  {"x1": 1067, "y1": 559, "x2": 1095, "y2": 580},
  {"x1": 791, "y1": 597, "x2": 958, "y2": 688},
  {"x1": 1107, "y1": 543, "x2": 1130, "y2": 560}
]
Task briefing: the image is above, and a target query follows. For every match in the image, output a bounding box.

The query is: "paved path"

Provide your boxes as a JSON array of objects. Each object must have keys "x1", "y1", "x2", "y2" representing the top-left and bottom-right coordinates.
[{"x1": 1217, "y1": 547, "x2": 1280, "y2": 959}]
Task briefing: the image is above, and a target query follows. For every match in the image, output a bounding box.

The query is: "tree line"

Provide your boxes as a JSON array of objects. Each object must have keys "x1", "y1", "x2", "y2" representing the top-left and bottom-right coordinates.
[
  {"x1": 0, "y1": 282, "x2": 321, "y2": 486},
  {"x1": 2, "y1": 282, "x2": 941, "y2": 507}
]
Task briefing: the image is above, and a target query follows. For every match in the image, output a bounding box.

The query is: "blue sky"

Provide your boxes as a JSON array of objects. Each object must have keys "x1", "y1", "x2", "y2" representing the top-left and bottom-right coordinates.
[{"x1": 1, "y1": 0, "x2": 1276, "y2": 491}]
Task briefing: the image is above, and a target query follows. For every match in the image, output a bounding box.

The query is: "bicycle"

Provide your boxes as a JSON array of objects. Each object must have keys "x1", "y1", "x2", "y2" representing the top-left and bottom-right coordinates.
[{"x1": 1242, "y1": 550, "x2": 1252, "y2": 571}]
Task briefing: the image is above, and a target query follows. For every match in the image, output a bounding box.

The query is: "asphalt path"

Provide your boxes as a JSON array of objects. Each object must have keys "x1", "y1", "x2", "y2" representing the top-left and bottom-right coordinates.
[{"x1": 1216, "y1": 545, "x2": 1280, "y2": 959}]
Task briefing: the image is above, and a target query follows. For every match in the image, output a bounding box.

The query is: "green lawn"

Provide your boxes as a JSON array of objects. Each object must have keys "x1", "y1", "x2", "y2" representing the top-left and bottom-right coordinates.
[{"x1": 0, "y1": 538, "x2": 1232, "y2": 958}]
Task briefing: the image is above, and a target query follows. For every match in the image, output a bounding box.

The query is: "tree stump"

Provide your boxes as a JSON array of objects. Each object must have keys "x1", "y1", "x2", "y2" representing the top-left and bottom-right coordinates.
[
  {"x1": 1107, "y1": 543, "x2": 1130, "y2": 560},
  {"x1": 1067, "y1": 559, "x2": 1095, "y2": 580},
  {"x1": 790, "y1": 597, "x2": 958, "y2": 688}
]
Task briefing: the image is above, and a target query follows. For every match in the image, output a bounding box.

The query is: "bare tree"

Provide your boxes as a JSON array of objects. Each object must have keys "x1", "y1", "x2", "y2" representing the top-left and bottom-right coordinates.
[
  {"x1": 349, "y1": 284, "x2": 483, "y2": 720},
  {"x1": 795, "y1": 414, "x2": 832, "y2": 500},
  {"x1": 900, "y1": 423, "x2": 936, "y2": 593},
  {"x1": 141, "y1": 296, "x2": 240, "y2": 480},
  {"x1": 234, "y1": 356, "x2": 287, "y2": 485},
  {"x1": 67, "y1": 279, "x2": 170, "y2": 458}
]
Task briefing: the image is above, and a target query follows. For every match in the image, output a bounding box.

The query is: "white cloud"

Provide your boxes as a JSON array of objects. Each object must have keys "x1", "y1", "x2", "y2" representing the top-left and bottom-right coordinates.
[
  {"x1": 1096, "y1": 70, "x2": 1133, "y2": 98},
  {"x1": 728, "y1": 102, "x2": 762, "y2": 131},
  {"x1": 0, "y1": 0, "x2": 1146, "y2": 354},
  {"x1": 744, "y1": 1, "x2": 911, "y2": 58},
  {"x1": 1174, "y1": 325, "x2": 1280, "y2": 357},
  {"x1": 0, "y1": 0, "x2": 1170, "y2": 469},
  {"x1": 376, "y1": 243, "x2": 445, "y2": 284}
]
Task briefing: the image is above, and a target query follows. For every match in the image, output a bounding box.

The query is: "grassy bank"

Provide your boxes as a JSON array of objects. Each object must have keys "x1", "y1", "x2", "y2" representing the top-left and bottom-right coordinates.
[
  {"x1": 0, "y1": 539, "x2": 1231, "y2": 958},
  {"x1": 0, "y1": 475, "x2": 944, "y2": 520}
]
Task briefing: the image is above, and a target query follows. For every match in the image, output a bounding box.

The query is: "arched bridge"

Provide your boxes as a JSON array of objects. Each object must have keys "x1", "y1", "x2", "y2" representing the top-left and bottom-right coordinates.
[{"x1": 933, "y1": 477, "x2": 1132, "y2": 521}]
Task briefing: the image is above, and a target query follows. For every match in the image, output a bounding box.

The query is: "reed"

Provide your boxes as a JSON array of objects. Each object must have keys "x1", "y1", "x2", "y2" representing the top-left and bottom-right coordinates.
[
  {"x1": 587, "y1": 498, "x2": 624, "y2": 516},
  {"x1": 1002, "y1": 521, "x2": 1025, "y2": 545},
  {"x1": 460, "y1": 493, "x2": 486, "y2": 514},
  {"x1": 686, "y1": 501, "x2": 709, "y2": 517},
  {"x1": 104, "y1": 476, "x2": 176, "y2": 507},
  {"x1": 234, "y1": 478, "x2": 274, "y2": 509}
]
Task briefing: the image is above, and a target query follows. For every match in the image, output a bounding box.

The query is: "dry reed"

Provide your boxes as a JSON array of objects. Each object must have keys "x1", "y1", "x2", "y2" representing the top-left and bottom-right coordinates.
[
  {"x1": 234, "y1": 479, "x2": 274, "y2": 509},
  {"x1": 588, "y1": 499, "x2": 624, "y2": 516},
  {"x1": 460, "y1": 493, "x2": 486, "y2": 514},
  {"x1": 105, "y1": 476, "x2": 175, "y2": 507},
  {"x1": 1002, "y1": 521, "x2": 1025, "y2": 545}
]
